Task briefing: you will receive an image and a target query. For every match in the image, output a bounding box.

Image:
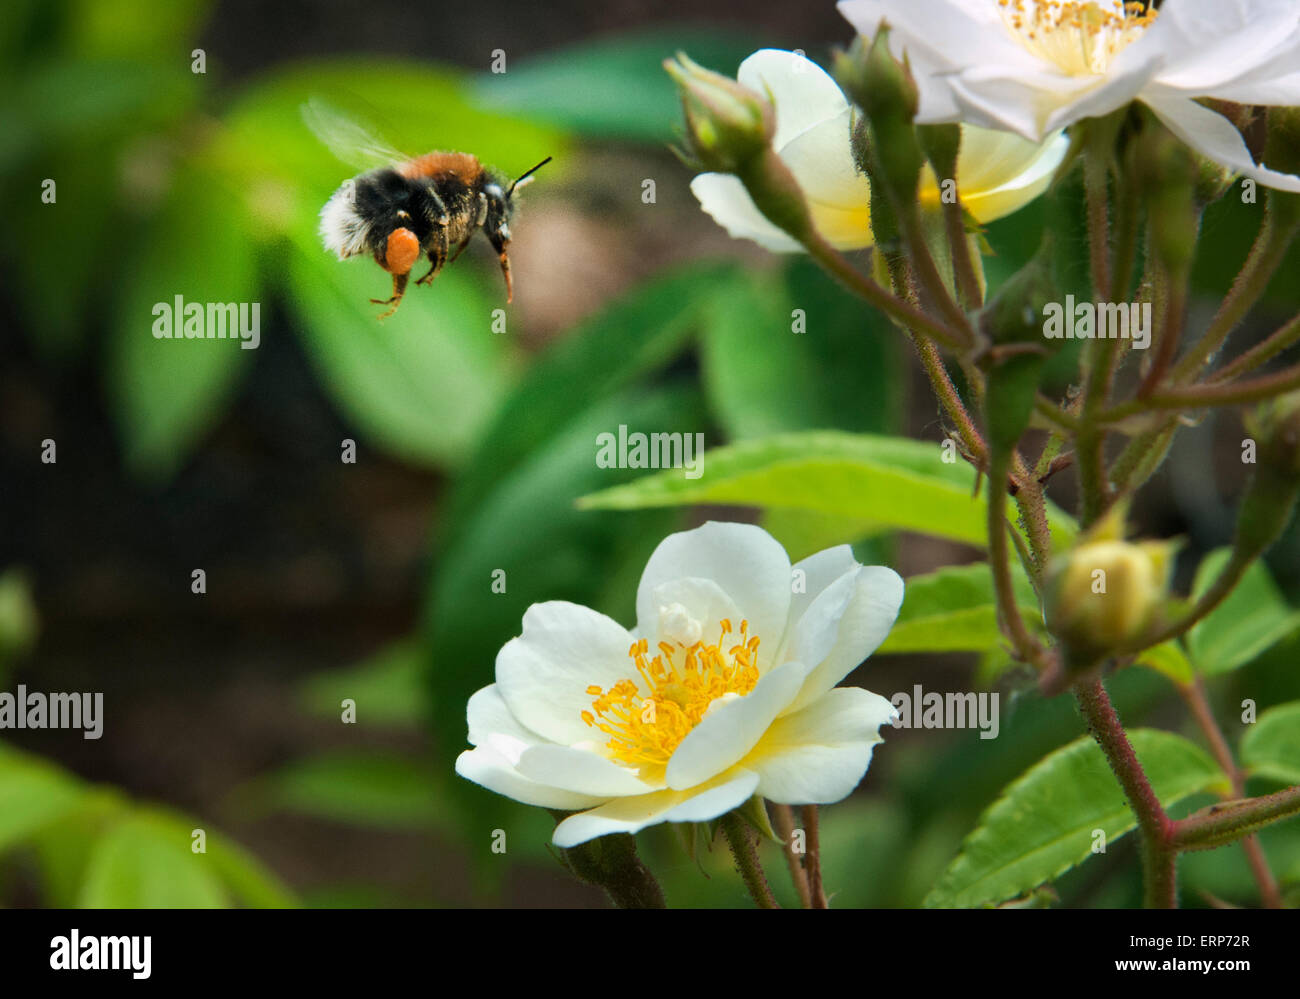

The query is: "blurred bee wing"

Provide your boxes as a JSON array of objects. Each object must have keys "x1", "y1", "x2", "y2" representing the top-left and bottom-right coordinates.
[{"x1": 301, "y1": 98, "x2": 410, "y2": 170}]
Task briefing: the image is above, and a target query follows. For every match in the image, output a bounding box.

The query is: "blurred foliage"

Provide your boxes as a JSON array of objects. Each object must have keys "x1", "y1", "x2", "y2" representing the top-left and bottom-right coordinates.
[{"x1": 5, "y1": 0, "x2": 1300, "y2": 910}]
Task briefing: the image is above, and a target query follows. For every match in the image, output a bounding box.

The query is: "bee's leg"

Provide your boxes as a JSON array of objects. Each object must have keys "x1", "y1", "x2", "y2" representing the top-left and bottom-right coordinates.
[
  {"x1": 369, "y1": 271, "x2": 409, "y2": 318},
  {"x1": 416, "y1": 228, "x2": 454, "y2": 286},
  {"x1": 371, "y1": 227, "x2": 420, "y2": 318},
  {"x1": 419, "y1": 233, "x2": 471, "y2": 285},
  {"x1": 497, "y1": 243, "x2": 513, "y2": 304},
  {"x1": 447, "y1": 233, "x2": 474, "y2": 265}
]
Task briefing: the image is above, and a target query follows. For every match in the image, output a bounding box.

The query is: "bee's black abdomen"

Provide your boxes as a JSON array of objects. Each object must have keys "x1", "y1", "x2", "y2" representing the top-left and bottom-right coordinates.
[{"x1": 352, "y1": 168, "x2": 436, "y2": 261}]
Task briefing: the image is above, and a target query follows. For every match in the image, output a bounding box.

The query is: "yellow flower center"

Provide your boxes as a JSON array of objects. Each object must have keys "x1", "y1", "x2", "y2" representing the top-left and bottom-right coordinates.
[
  {"x1": 582, "y1": 618, "x2": 761, "y2": 768},
  {"x1": 998, "y1": 0, "x2": 1157, "y2": 76}
]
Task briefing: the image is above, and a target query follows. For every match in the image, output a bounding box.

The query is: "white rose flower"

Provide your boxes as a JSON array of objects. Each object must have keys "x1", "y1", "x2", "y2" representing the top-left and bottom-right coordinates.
[
  {"x1": 690, "y1": 48, "x2": 1070, "y2": 252},
  {"x1": 839, "y1": 0, "x2": 1300, "y2": 192},
  {"x1": 455, "y1": 521, "x2": 904, "y2": 848}
]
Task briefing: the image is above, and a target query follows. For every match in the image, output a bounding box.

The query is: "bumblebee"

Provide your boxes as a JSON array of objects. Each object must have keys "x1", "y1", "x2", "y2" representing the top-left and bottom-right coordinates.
[{"x1": 308, "y1": 100, "x2": 551, "y2": 317}]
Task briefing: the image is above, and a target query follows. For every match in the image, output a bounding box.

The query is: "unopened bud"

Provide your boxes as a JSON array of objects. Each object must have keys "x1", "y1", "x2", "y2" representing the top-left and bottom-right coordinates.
[
  {"x1": 664, "y1": 53, "x2": 774, "y2": 175},
  {"x1": 834, "y1": 29, "x2": 923, "y2": 206},
  {"x1": 1048, "y1": 537, "x2": 1174, "y2": 663}
]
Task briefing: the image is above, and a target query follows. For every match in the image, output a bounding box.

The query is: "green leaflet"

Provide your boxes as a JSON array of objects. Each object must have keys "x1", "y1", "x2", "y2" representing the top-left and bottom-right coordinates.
[
  {"x1": 1187, "y1": 549, "x2": 1300, "y2": 676},
  {"x1": 879, "y1": 562, "x2": 1041, "y2": 655},
  {"x1": 924, "y1": 729, "x2": 1228, "y2": 908},
  {"x1": 1135, "y1": 641, "x2": 1194, "y2": 687},
  {"x1": 1242, "y1": 701, "x2": 1300, "y2": 785},
  {"x1": 579, "y1": 430, "x2": 1077, "y2": 550},
  {"x1": 107, "y1": 165, "x2": 259, "y2": 482},
  {"x1": 78, "y1": 811, "x2": 230, "y2": 908}
]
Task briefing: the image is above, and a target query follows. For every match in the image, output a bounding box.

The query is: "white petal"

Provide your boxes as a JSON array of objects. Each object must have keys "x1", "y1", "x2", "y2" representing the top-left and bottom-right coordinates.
[
  {"x1": 516, "y1": 744, "x2": 662, "y2": 796},
  {"x1": 784, "y1": 566, "x2": 903, "y2": 715},
  {"x1": 957, "y1": 130, "x2": 1071, "y2": 223},
  {"x1": 635, "y1": 522, "x2": 793, "y2": 663},
  {"x1": 552, "y1": 768, "x2": 759, "y2": 847},
  {"x1": 664, "y1": 660, "x2": 806, "y2": 790},
  {"x1": 777, "y1": 108, "x2": 874, "y2": 249},
  {"x1": 736, "y1": 48, "x2": 849, "y2": 150},
  {"x1": 495, "y1": 600, "x2": 637, "y2": 747},
  {"x1": 466, "y1": 684, "x2": 547, "y2": 747},
  {"x1": 1143, "y1": 90, "x2": 1300, "y2": 194},
  {"x1": 455, "y1": 745, "x2": 607, "y2": 811},
  {"x1": 690, "y1": 173, "x2": 805, "y2": 253},
  {"x1": 787, "y1": 545, "x2": 859, "y2": 629},
  {"x1": 1150, "y1": 0, "x2": 1300, "y2": 97},
  {"x1": 747, "y1": 687, "x2": 898, "y2": 803},
  {"x1": 837, "y1": 0, "x2": 1044, "y2": 128},
  {"x1": 786, "y1": 565, "x2": 861, "y2": 673}
]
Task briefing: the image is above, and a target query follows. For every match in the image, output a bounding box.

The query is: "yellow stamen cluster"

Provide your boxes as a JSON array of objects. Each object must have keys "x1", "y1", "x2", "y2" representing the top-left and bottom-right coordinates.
[
  {"x1": 582, "y1": 619, "x2": 761, "y2": 768},
  {"x1": 998, "y1": 0, "x2": 1158, "y2": 76}
]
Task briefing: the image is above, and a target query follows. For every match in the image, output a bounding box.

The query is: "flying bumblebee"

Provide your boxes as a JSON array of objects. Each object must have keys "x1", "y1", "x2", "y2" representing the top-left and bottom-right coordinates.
[{"x1": 306, "y1": 100, "x2": 551, "y2": 318}]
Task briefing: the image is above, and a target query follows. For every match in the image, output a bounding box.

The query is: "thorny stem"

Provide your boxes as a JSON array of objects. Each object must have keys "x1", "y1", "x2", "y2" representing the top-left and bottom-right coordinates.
[
  {"x1": 801, "y1": 805, "x2": 828, "y2": 909},
  {"x1": 1172, "y1": 212, "x2": 1299, "y2": 384},
  {"x1": 771, "y1": 803, "x2": 812, "y2": 908},
  {"x1": 1179, "y1": 678, "x2": 1283, "y2": 908},
  {"x1": 1212, "y1": 311, "x2": 1300, "y2": 382},
  {"x1": 943, "y1": 197, "x2": 984, "y2": 311},
  {"x1": 1103, "y1": 358, "x2": 1300, "y2": 418},
  {"x1": 1074, "y1": 678, "x2": 1177, "y2": 908},
  {"x1": 1077, "y1": 134, "x2": 1117, "y2": 526},
  {"x1": 721, "y1": 812, "x2": 779, "y2": 909},
  {"x1": 987, "y1": 449, "x2": 1048, "y2": 668},
  {"x1": 803, "y1": 230, "x2": 974, "y2": 351},
  {"x1": 896, "y1": 203, "x2": 977, "y2": 341},
  {"x1": 1173, "y1": 786, "x2": 1300, "y2": 851}
]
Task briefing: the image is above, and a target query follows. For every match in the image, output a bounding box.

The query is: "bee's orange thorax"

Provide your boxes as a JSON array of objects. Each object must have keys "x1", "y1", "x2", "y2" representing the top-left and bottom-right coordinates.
[{"x1": 398, "y1": 152, "x2": 483, "y2": 183}]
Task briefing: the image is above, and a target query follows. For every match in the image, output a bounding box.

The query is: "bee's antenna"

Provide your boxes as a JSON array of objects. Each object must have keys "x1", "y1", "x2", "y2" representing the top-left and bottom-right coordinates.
[{"x1": 507, "y1": 156, "x2": 553, "y2": 197}]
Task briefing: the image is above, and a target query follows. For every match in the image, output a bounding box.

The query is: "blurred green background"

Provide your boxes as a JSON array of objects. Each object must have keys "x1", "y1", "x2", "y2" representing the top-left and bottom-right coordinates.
[{"x1": 2, "y1": 0, "x2": 1299, "y2": 908}]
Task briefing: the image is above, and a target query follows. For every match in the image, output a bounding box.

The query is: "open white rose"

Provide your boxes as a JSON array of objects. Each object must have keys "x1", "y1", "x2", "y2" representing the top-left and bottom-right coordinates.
[
  {"x1": 690, "y1": 48, "x2": 1069, "y2": 252},
  {"x1": 840, "y1": 0, "x2": 1300, "y2": 193},
  {"x1": 456, "y1": 521, "x2": 903, "y2": 848}
]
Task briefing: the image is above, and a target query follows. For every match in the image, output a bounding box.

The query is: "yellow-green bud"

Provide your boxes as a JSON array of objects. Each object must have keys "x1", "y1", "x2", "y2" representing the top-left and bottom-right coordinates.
[
  {"x1": 664, "y1": 52, "x2": 774, "y2": 175},
  {"x1": 1048, "y1": 538, "x2": 1173, "y2": 662}
]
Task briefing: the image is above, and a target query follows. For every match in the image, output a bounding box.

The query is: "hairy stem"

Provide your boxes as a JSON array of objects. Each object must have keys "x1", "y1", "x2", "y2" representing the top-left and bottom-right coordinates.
[
  {"x1": 721, "y1": 812, "x2": 779, "y2": 909},
  {"x1": 1074, "y1": 678, "x2": 1176, "y2": 908},
  {"x1": 771, "y1": 803, "x2": 812, "y2": 909},
  {"x1": 1173, "y1": 786, "x2": 1300, "y2": 851},
  {"x1": 801, "y1": 805, "x2": 828, "y2": 909},
  {"x1": 1179, "y1": 678, "x2": 1283, "y2": 908}
]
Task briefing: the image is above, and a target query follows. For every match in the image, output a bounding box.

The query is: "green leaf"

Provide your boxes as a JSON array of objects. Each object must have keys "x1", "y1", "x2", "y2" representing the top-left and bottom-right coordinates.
[
  {"x1": 0, "y1": 746, "x2": 87, "y2": 852},
  {"x1": 472, "y1": 29, "x2": 768, "y2": 143},
  {"x1": 78, "y1": 811, "x2": 230, "y2": 908},
  {"x1": 286, "y1": 234, "x2": 512, "y2": 470},
  {"x1": 1135, "y1": 641, "x2": 1194, "y2": 687},
  {"x1": 924, "y1": 729, "x2": 1228, "y2": 908},
  {"x1": 444, "y1": 264, "x2": 729, "y2": 526},
  {"x1": 107, "y1": 165, "x2": 258, "y2": 481},
  {"x1": 1242, "y1": 701, "x2": 1300, "y2": 785},
  {"x1": 1187, "y1": 548, "x2": 1300, "y2": 676},
  {"x1": 701, "y1": 259, "x2": 902, "y2": 440},
  {"x1": 427, "y1": 387, "x2": 700, "y2": 766},
  {"x1": 880, "y1": 562, "x2": 1040, "y2": 654},
  {"x1": 247, "y1": 751, "x2": 453, "y2": 832},
  {"x1": 579, "y1": 430, "x2": 1077, "y2": 550}
]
